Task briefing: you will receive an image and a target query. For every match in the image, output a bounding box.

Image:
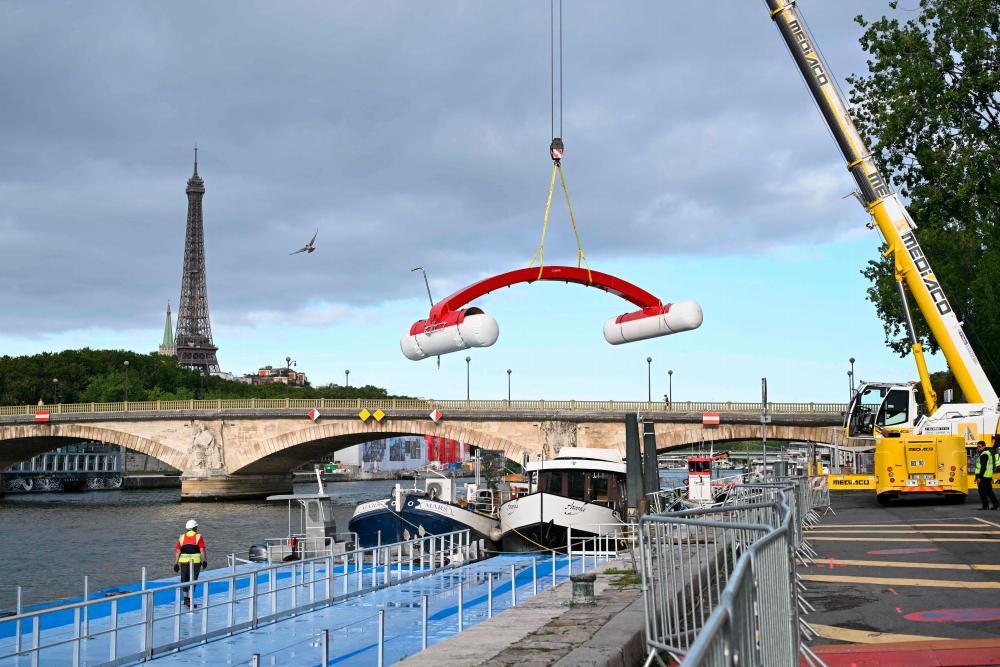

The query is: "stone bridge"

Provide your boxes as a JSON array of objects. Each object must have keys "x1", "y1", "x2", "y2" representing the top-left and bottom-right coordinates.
[{"x1": 0, "y1": 399, "x2": 844, "y2": 499}]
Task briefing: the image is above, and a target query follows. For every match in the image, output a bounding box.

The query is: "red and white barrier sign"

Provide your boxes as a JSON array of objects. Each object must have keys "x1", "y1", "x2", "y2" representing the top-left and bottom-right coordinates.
[
  {"x1": 429, "y1": 409, "x2": 443, "y2": 423},
  {"x1": 308, "y1": 408, "x2": 321, "y2": 422},
  {"x1": 34, "y1": 411, "x2": 50, "y2": 422},
  {"x1": 702, "y1": 412, "x2": 720, "y2": 426}
]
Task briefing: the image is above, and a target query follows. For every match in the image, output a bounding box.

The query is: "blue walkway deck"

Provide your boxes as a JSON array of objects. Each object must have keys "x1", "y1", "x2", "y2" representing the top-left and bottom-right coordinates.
[{"x1": 0, "y1": 553, "x2": 589, "y2": 666}]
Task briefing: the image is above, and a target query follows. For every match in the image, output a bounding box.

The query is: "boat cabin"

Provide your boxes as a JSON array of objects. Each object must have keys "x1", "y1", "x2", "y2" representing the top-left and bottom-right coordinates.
[
  {"x1": 261, "y1": 492, "x2": 352, "y2": 562},
  {"x1": 525, "y1": 448, "x2": 628, "y2": 512},
  {"x1": 687, "y1": 457, "x2": 713, "y2": 503}
]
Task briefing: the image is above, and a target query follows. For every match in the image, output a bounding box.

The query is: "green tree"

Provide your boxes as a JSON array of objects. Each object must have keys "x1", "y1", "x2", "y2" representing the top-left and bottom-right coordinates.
[
  {"x1": 0, "y1": 349, "x2": 403, "y2": 405},
  {"x1": 848, "y1": 0, "x2": 1000, "y2": 391}
]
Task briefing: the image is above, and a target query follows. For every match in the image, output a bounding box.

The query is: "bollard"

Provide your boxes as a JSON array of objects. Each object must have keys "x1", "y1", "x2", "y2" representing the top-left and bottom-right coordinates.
[
  {"x1": 457, "y1": 580, "x2": 464, "y2": 632},
  {"x1": 252, "y1": 654, "x2": 260, "y2": 667},
  {"x1": 552, "y1": 551, "x2": 557, "y2": 588},
  {"x1": 532, "y1": 558, "x2": 538, "y2": 596},
  {"x1": 321, "y1": 628, "x2": 329, "y2": 666},
  {"x1": 570, "y1": 573, "x2": 596, "y2": 606},
  {"x1": 421, "y1": 594, "x2": 428, "y2": 650},
  {"x1": 511, "y1": 564, "x2": 517, "y2": 606},
  {"x1": 487, "y1": 572, "x2": 493, "y2": 618}
]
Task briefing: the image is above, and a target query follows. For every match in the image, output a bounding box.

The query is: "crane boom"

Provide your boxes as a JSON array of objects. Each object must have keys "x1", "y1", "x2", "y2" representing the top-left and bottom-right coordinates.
[{"x1": 764, "y1": 0, "x2": 998, "y2": 405}]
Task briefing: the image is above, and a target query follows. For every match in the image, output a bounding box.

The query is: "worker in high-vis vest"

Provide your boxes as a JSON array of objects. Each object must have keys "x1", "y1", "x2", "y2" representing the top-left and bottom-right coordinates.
[
  {"x1": 174, "y1": 519, "x2": 207, "y2": 607},
  {"x1": 974, "y1": 441, "x2": 999, "y2": 511}
]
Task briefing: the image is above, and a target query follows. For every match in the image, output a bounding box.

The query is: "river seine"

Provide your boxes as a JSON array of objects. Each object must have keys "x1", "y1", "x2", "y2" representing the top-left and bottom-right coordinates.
[{"x1": 0, "y1": 480, "x2": 403, "y2": 609}]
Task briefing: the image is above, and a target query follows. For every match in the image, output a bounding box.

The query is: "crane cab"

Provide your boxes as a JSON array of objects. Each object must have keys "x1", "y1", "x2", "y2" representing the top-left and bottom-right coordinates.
[{"x1": 844, "y1": 382, "x2": 920, "y2": 441}]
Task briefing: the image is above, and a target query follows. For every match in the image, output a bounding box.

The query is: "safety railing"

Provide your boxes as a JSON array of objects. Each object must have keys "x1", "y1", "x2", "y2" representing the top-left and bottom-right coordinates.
[
  {"x1": 0, "y1": 529, "x2": 471, "y2": 667},
  {"x1": 640, "y1": 478, "x2": 826, "y2": 666},
  {"x1": 566, "y1": 523, "x2": 639, "y2": 567},
  {"x1": 0, "y1": 398, "x2": 848, "y2": 417}
]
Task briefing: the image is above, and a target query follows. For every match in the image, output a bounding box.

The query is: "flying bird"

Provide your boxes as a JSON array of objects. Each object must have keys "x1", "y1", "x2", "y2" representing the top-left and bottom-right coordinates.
[{"x1": 290, "y1": 229, "x2": 318, "y2": 255}]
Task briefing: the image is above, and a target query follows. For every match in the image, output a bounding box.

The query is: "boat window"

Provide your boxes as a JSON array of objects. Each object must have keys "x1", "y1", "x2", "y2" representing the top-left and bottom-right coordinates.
[
  {"x1": 608, "y1": 473, "x2": 626, "y2": 506},
  {"x1": 590, "y1": 472, "x2": 609, "y2": 503},
  {"x1": 567, "y1": 471, "x2": 585, "y2": 501},
  {"x1": 689, "y1": 460, "x2": 711, "y2": 473},
  {"x1": 538, "y1": 470, "x2": 561, "y2": 494}
]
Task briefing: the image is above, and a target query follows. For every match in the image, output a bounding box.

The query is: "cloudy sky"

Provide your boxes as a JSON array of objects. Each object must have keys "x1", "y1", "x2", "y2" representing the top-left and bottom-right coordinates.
[{"x1": 0, "y1": 1, "x2": 934, "y2": 402}]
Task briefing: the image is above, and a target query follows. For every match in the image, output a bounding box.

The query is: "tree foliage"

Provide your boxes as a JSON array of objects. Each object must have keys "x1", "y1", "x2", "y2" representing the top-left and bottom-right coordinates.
[
  {"x1": 848, "y1": 0, "x2": 1000, "y2": 390},
  {"x1": 0, "y1": 349, "x2": 398, "y2": 405}
]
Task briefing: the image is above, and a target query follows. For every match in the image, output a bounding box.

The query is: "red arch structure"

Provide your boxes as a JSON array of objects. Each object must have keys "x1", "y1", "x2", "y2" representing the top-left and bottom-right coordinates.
[{"x1": 426, "y1": 265, "x2": 662, "y2": 321}]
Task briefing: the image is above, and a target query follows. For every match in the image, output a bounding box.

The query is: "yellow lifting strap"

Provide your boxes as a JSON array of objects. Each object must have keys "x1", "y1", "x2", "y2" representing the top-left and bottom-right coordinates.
[{"x1": 528, "y1": 162, "x2": 592, "y2": 282}]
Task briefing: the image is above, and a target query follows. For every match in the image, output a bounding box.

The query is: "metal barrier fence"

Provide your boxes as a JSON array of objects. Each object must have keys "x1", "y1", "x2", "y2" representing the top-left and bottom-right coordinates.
[
  {"x1": 0, "y1": 398, "x2": 847, "y2": 417},
  {"x1": 639, "y1": 477, "x2": 827, "y2": 666},
  {"x1": 0, "y1": 530, "x2": 471, "y2": 667}
]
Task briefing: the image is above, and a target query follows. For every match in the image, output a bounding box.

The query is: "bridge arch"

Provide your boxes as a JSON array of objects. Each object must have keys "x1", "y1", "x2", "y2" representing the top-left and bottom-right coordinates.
[
  {"x1": 603, "y1": 423, "x2": 840, "y2": 454},
  {"x1": 0, "y1": 423, "x2": 187, "y2": 471},
  {"x1": 229, "y1": 419, "x2": 529, "y2": 474}
]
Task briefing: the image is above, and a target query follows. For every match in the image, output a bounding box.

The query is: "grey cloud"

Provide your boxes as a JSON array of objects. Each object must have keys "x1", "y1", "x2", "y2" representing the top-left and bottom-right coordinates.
[{"x1": 0, "y1": 1, "x2": 893, "y2": 333}]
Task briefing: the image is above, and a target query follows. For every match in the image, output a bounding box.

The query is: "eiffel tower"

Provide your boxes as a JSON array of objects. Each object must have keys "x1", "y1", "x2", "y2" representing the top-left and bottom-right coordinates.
[{"x1": 174, "y1": 147, "x2": 220, "y2": 373}]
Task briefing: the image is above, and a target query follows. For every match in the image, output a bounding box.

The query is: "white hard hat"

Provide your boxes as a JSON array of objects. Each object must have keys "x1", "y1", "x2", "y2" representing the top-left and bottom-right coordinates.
[{"x1": 185, "y1": 519, "x2": 198, "y2": 530}]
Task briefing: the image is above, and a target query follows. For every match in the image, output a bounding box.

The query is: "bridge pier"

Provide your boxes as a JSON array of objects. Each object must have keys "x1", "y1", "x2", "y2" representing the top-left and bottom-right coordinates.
[{"x1": 180, "y1": 473, "x2": 293, "y2": 501}]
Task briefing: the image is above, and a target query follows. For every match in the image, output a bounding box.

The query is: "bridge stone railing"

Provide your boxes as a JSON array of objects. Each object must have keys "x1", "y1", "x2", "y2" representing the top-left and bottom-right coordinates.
[{"x1": 0, "y1": 398, "x2": 847, "y2": 417}]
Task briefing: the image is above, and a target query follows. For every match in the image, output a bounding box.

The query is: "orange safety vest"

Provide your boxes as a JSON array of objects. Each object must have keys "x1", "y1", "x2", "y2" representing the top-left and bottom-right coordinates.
[{"x1": 176, "y1": 530, "x2": 205, "y2": 563}]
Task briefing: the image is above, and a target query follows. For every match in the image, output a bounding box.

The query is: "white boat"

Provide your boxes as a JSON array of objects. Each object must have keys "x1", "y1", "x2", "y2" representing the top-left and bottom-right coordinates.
[{"x1": 498, "y1": 447, "x2": 627, "y2": 552}]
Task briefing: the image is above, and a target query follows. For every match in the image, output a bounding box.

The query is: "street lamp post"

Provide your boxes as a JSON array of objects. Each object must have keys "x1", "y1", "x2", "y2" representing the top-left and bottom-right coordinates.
[
  {"x1": 123, "y1": 360, "x2": 129, "y2": 402},
  {"x1": 506, "y1": 369, "x2": 512, "y2": 402},
  {"x1": 345, "y1": 370, "x2": 350, "y2": 387},
  {"x1": 646, "y1": 357, "x2": 652, "y2": 403},
  {"x1": 847, "y1": 370, "x2": 854, "y2": 402},
  {"x1": 668, "y1": 369, "x2": 673, "y2": 408},
  {"x1": 52, "y1": 378, "x2": 59, "y2": 404},
  {"x1": 848, "y1": 357, "x2": 856, "y2": 392},
  {"x1": 465, "y1": 356, "x2": 471, "y2": 401}
]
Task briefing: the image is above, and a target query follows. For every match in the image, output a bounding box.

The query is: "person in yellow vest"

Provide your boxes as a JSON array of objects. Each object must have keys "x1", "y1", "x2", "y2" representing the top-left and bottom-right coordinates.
[
  {"x1": 174, "y1": 519, "x2": 207, "y2": 607},
  {"x1": 974, "y1": 441, "x2": 999, "y2": 511}
]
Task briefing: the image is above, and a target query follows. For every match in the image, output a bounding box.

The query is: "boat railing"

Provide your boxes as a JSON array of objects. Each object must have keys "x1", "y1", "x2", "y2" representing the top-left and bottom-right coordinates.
[
  {"x1": 261, "y1": 531, "x2": 359, "y2": 562},
  {"x1": 0, "y1": 529, "x2": 472, "y2": 666}
]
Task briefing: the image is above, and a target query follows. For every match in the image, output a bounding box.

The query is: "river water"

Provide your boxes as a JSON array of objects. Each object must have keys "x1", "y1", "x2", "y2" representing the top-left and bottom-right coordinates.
[{"x1": 0, "y1": 480, "x2": 405, "y2": 609}]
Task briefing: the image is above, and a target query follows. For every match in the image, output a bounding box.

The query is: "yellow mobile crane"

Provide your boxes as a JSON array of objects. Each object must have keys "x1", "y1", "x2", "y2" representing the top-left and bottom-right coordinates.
[{"x1": 763, "y1": 0, "x2": 1000, "y2": 504}]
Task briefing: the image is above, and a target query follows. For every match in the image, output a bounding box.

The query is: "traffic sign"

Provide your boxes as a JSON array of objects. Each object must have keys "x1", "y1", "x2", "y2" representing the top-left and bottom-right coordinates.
[
  {"x1": 429, "y1": 409, "x2": 442, "y2": 423},
  {"x1": 372, "y1": 408, "x2": 385, "y2": 422},
  {"x1": 358, "y1": 409, "x2": 371, "y2": 422},
  {"x1": 702, "y1": 412, "x2": 720, "y2": 426},
  {"x1": 34, "y1": 411, "x2": 50, "y2": 422},
  {"x1": 308, "y1": 408, "x2": 321, "y2": 422}
]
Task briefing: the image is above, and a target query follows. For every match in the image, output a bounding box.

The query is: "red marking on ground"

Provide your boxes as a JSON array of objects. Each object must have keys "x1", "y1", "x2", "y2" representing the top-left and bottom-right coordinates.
[
  {"x1": 905, "y1": 608, "x2": 1000, "y2": 623},
  {"x1": 808, "y1": 638, "x2": 1000, "y2": 667},
  {"x1": 867, "y1": 547, "x2": 940, "y2": 556},
  {"x1": 896, "y1": 607, "x2": 902, "y2": 614},
  {"x1": 829, "y1": 557, "x2": 836, "y2": 569},
  {"x1": 888, "y1": 587, "x2": 898, "y2": 596}
]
